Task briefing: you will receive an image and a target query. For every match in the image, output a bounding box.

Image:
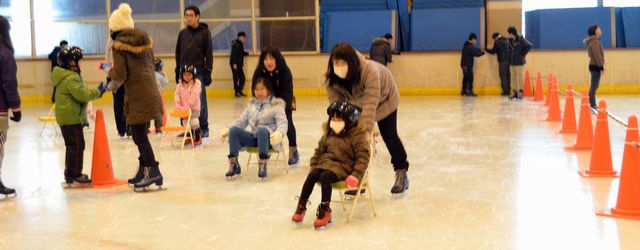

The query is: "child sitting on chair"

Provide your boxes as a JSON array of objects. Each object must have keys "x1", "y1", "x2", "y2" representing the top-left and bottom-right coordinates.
[
  {"x1": 152, "y1": 58, "x2": 168, "y2": 135},
  {"x1": 174, "y1": 64, "x2": 202, "y2": 145},
  {"x1": 291, "y1": 102, "x2": 370, "y2": 229},
  {"x1": 220, "y1": 77, "x2": 288, "y2": 178}
]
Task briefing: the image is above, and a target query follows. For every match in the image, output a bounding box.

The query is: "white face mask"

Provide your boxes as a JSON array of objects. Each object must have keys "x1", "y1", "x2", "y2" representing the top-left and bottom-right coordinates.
[
  {"x1": 329, "y1": 120, "x2": 345, "y2": 134},
  {"x1": 333, "y1": 65, "x2": 348, "y2": 79}
]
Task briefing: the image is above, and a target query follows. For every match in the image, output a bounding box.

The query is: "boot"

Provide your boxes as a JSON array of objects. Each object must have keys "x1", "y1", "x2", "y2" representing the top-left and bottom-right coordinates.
[
  {"x1": 288, "y1": 146, "x2": 299, "y2": 165},
  {"x1": 258, "y1": 157, "x2": 268, "y2": 178},
  {"x1": 313, "y1": 202, "x2": 332, "y2": 229},
  {"x1": 291, "y1": 201, "x2": 307, "y2": 223},
  {"x1": 65, "y1": 174, "x2": 92, "y2": 184},
  {"x1": 390, "y1": 169, "x2": 409, "y2": 194},
  {"x1": 0, "y1": 179, "x2": 16, "y2": 196},
  {"x1": 225, "y1": 156, "x2": 241, "y2": 177},
  {"x1": 128, "y1": 163, "x2": 144, "y2": 185},
  {"x1": 518, "y1": 89, "x2": 524, "y2": 99},
  {"x1": 466, "y1": 88, "x2": 477, "y2": 97},
  {"x1": 510, "y1": 90, "x2": 518, "y2": 100},
  {"x1": 134, "y1": 165, "x2": 163, "y2": 189}
]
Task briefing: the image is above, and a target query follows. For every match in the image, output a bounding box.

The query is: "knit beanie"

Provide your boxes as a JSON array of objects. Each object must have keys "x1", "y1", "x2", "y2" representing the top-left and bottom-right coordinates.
[{"x1": 109, "y1": 3, "x2": 134, "y2": 32}]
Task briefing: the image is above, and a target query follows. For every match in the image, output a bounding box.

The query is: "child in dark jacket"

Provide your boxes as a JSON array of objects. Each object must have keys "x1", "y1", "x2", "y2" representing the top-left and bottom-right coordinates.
[
  {"x1": 52, "y1": 47, "x2": 107, "y2": 185},
  {"x1": 291, "y1": 102, "x2": 370, "y2": 229}
]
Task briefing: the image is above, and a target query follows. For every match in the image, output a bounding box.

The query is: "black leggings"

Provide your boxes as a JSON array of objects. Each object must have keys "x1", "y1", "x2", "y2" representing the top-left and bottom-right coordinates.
[
  {"x1": 378, "y1": 110, "x2": 409, "y2": 170},
  {"x1": 299, "y1": 168, "x2": 339, "y2": 202},
  {"x1": 130, "y1": 123, "x2": 158, "y2": 168},
  {"x1": 285, "y1": 108, "x2": 297, "y2": 147},
  {"x1": 61, "y1": 124, "x2": 85, "y2": 178}
]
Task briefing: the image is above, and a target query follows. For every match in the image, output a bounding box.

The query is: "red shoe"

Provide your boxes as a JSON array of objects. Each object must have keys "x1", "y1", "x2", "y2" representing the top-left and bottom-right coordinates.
[
  {"x1": 291, "y1": 202, "x2": 307, "y2": 224},
  {"x1": 313, "y1": 202, "x2": 332, "y2": 229},
  {"x1": 193, "y1": 138, "x2": 202, "y2": 146},
  {"x1": 184, "y1": 138, "x2": 202, "y2": 146}
]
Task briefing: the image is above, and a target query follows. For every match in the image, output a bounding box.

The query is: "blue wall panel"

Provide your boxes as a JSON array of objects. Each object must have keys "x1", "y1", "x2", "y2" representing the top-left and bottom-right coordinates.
[
  {"x1": 412, "y1": 0, "x2": 484, "y2": 9},
  {"x1": 323, "y1": 10, "x2": 395, "y2": 52},
  {"x1": 621, "y1": 7, "x2": 640, "y2": 47},
  {"x1": 410, "y1": 8, "x2": 482, "y2": 51},
  {"x1": 526, "y1": 8, "x2": 612, "y2": 49}
]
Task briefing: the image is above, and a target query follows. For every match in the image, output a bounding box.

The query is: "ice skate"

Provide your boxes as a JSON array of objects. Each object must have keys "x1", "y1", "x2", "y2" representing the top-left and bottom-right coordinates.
[
  {"x1": 291, "y1": 200, "x2": 308, "y2": 225},
  {"x1": 258, "y1": 158, "x2": 268, "y2": 179},
  {"x1": 390, "y1": 169, "x2": 409, "y2": 197},
  {"x1": 0, "y1": 180, "x2": 16, "y2": 200},
  {"x1": 288, "y1": 146, "x2": 299, "y2": 166},
  {"x1": 133, "y1": 166, "x2": 165, "y2": 192},
  {"x1": 313, "y1": 202, "x2": 332, "y2": 230},
  {"x1": 61, "y1": 174, "x2": 92, "y2": 188},
  {"x1": 128, "y1": 163, "x2": 144, "y2": 187}
]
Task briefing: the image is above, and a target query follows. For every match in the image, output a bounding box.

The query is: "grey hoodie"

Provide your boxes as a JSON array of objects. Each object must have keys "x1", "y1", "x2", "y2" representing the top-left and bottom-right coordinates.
[{"x1": 584, "y1": 35, "x2": 604, "y2": 71}]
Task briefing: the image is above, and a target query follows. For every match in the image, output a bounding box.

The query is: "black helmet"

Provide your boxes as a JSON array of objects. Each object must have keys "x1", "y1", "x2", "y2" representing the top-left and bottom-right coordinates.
[
  {"x1": 181, "y1": 64, "x2": 197, "y2": 77},
  {"x1": 327, "y1": 101, "x2": 361, "y2": 132},
  {"x1": 154, "y1": 58, "x2": 164, "y2": 72},
  {"x1": 57, "y1": 46, "x2": 83, "y2": 71}
]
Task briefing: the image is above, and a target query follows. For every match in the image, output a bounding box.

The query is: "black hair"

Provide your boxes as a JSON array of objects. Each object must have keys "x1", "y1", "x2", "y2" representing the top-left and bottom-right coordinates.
[
  {"x1": 492, "y1": 32, "x2": 500, "y2": 39},
  {"x1": 588, "y1": 24, "x2": 599, "y2": 36},
  {"x1": 60, "y1": 40, "x2": 68, "y2": 46},
  {"x1": 325, "y1": 42, "x2": 361, "y2": 92},
  {"x1": 0, "y1": 16, "x2": 14, "y2": 53},
  {"x1": 253, "y1": 77, "x2": 274, "y2": 94},
  {"x1": 383, "y1": 33, "x2": 393, "y2": 40},
  {"x1": 468, "y1": 33, "x2": 478, "y2": 41},
  {"x1": 256, "y1": 46, "x2": 288, "y2": 73},
  {"x1": 184, "y1": 6, "x2": 200, "y2": 16},
  {"x1": 237, "y1": 31, "x2": 246, "y2": 37},
  {"x1": 508, "y1": 26, "x2": 519, "y2": 37}
]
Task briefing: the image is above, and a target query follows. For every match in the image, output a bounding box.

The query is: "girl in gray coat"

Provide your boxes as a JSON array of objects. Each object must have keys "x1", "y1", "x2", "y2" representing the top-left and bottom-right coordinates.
[
  {"x1": 585, "y1": 24, "x2": 605, "y2": 109},
  {"x1": 325, "y1": 42, "x2": 409, "y2": 194},
  {"x1": 220, "y1": 77, "x2": 288, "y2": 179}
]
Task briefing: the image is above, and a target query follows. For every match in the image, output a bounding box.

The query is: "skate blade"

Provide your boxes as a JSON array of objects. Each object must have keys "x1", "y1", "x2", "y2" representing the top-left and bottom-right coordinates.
[
  {"x1": 313, "y1": 221, "x2": 332, "y2": 231},
  {"x1": 0, "y1": 193, "x2": 17, "y2": 200},
  {"x1": 133, "y1": 185, "x2": 166, "y2": 192},
  {"x1": 61, "y1": 182, "x2": 93, "y2": 189},
  {"x1": 225, "y1": 174, "x2": 241, "y2": 180},
  {"x1": 391, "y1": 188, "x2": 409, "y2": 199}
]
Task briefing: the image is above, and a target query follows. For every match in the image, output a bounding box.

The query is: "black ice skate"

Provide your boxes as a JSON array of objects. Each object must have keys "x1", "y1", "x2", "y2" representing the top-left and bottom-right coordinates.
[
  {"x1": 133, "y1": 166, "x2": 165, "y2": 192},
  {"x1": 288, "y1": 146, "x2": 299, "y2": 166},
  {"x1": 0, "y1": 180, "x2": 16, "y2": 200},
  {"x1": 390, "y1": 169, "x2": 409, "y2": 196},
  {"x1": 258, "y1": 158, "x2": 268, "y2": 179},
  {"x1": 225, "y1": 156, "x2": 241, "y2": 179},
  {"x1": 61, "y1": 174, "x2": 92, "y2": 188},
  {"x1": 128, "y1": 164, "x2": 144, "y2": 187}
]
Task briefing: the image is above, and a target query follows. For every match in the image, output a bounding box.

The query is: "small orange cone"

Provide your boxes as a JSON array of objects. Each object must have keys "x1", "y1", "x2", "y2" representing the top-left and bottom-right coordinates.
[
  {"x1": 545, "y1": 74, "x2": 552, "y2": 106},
  {"x1": 597, "y1": 115, "x2": 640, "y2": 220},
  {"x1": 533, "y1": 72, "x2": 544, "y2": 102},
  {"x1": 567, "y1": 91, "x2": 594, "y2": 150},
  {"x1": 91, "y1": 109, "x2": 126, "y2": 188},
  {"x1": 559, "y1": 84, "x2": 577, "y2": 133},
  {"x1": 578, "y1": 100, "x2": 619, "y2": 178},
  {"x1": 524, "y1": 71, "x2": 533, "y2": 97},
  {"x1": 546, "y1": 81, "x2": 561, "y2": 122}
]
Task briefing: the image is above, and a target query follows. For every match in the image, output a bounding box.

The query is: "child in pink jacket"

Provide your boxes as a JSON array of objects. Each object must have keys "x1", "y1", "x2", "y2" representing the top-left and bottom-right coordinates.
[{"x1": 174, "y1": 65, "x2": 202, "y2": 145}]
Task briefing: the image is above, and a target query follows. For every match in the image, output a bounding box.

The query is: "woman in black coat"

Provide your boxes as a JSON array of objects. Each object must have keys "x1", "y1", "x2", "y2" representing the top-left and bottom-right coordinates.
[{"x1": 252, "y1": 47, "x2": 299, "y2": 165}]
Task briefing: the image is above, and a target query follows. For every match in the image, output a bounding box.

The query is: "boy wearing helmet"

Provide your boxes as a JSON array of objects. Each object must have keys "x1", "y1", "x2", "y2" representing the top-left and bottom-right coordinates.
[
  {"x1": 291, "y1": 102, "x2": 370, "y2": 229},
  {"x1": 174, "y1": 64, "x2": 202, "y2": 145},
  {"x1": 52, "y1": 46, "x2": 108, "y2": 186}
]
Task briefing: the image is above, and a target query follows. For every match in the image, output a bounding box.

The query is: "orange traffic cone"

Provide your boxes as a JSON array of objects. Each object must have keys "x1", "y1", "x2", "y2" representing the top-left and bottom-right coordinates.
[
  {"x1": 578, "y1": 100, "x2": 619, "y2": 178},
  {"x1": 597, "y1": 115, "x2": 640, "y2": 220},
  {"x1": 546, "y1": 81, "x2": 561, "y2": 122},
  {"x1": 524, "y1": 71, "x2": 533, "y2": 97},
  {"x1": 559, "y1": 84, "x2": 577, "y2": 133},
  {"x1": 545, "y1": 74, "x2": 552, "y2": 106},
  {"x1": 567, "y1": 91, "x2": 594, "y2": 150},
  {"x1": 533, "y1": 72, "x2": 544, "y2": 102},
  {"x1": 91, "y1": 109, "x2": 126, "y2": 188}
]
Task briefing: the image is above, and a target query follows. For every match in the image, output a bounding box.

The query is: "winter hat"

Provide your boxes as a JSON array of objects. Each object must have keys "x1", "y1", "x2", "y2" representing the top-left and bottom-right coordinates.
[
  {"x1": 588, "y1": 25, "x2": 599, "y2": 36},
  {"x1": 109, "y1": 3, "x2": 134, "y2": 32}
]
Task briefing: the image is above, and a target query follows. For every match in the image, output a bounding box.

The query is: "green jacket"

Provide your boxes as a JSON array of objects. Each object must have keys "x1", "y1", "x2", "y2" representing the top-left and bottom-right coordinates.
[{"x1": 52, "y1": 67, "x2": 101, "y2": 126}]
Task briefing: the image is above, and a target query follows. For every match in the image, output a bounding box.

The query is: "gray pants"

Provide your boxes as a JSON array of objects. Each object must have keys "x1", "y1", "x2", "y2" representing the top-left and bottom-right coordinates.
[
  {"x1": 499, "y1": 61, "x2": 511, "y2": 95},
  {"x1": 509, "y1": 65, "x2": 524, "y2": 94}
]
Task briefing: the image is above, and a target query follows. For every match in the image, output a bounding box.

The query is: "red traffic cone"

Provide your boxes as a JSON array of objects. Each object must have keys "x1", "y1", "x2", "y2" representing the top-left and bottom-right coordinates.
[
  {"x1": 578, "y1": 100, "x2": 619, "y2": 178},
  {"x1": 524, "y1": 71, "x2": 533, "y2": 97},
  {"x1": 91, "y1": 109, "x2": 126, "y2": 188},
  {"x1": 546, "y1": 81, "x2": 561, "y2": 122},
  {"x1": 597, "y1": 115, "x2": 640, "y2": 220},
  {"x1": 559, "y1": 84, "x2": 577, "y2": 133},
  {"x1": 533, "y1": 72, "x2": 544, "y2": 102},
  {"x1": 567, "y1": 91, "x2": 594, "y2": 150}
]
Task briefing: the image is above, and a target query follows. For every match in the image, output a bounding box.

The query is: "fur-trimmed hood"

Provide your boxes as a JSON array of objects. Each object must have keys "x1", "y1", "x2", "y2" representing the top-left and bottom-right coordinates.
[{"x1": 112, "y1": 28, "x2": 153, "y2": 55}]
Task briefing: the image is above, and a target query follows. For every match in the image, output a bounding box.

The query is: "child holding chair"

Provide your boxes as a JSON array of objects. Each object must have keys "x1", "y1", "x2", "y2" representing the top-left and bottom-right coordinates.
[{"x1": 174, "y1": 64, "x2": 202, "y2": 146}]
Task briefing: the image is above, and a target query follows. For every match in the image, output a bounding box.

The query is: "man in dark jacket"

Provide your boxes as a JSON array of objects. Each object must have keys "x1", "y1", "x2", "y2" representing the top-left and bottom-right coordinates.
[
  {"x1": 230, "y1": 31, "x2": 249, "y2": 97},
  {"x1": 506, "y1": 26, "x2": 532, "y2": 99},
  {"x1": 486, "y1": 32, "x2": 511, "y2": 96},
  {"x1": 48, "y1": 40, "x2": 68, "y2": 103},
  {"x1": 175, "y1": 5, "x2": 213, "y2": 137},
  {"x1": 460, "y1": 33, "x2": 485, "y2": 96},
  {"x1": 369, "y1": 33, "x2": 393, "y2": 66}
]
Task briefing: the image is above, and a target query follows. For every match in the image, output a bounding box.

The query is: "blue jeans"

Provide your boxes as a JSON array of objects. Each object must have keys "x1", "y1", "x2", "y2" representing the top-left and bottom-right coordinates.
[
  {"x1": 196, "y1": 74, "x2": 209, "y2": 134},
  {"x1": 229, "y1": 126, "x2": 270, "y2": 158}
]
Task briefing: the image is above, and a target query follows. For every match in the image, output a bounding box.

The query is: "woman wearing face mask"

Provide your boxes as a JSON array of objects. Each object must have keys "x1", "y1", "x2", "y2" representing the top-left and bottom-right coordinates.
[
  {"x1": 325, "y1": 42, "x2": 408, "y2": 195},
  {"x1": 252, "y1": 47, "x2": 299, "y2": 166}
]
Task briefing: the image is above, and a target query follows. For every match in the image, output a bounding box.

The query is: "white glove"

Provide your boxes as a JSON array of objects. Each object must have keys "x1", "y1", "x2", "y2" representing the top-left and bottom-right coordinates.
[
  {"x1": 220, "y1": 127, "x2": 229, "y2": 142},
  {"x1": 270, "y1": 131, "x2": 283, "y2": 145}
]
